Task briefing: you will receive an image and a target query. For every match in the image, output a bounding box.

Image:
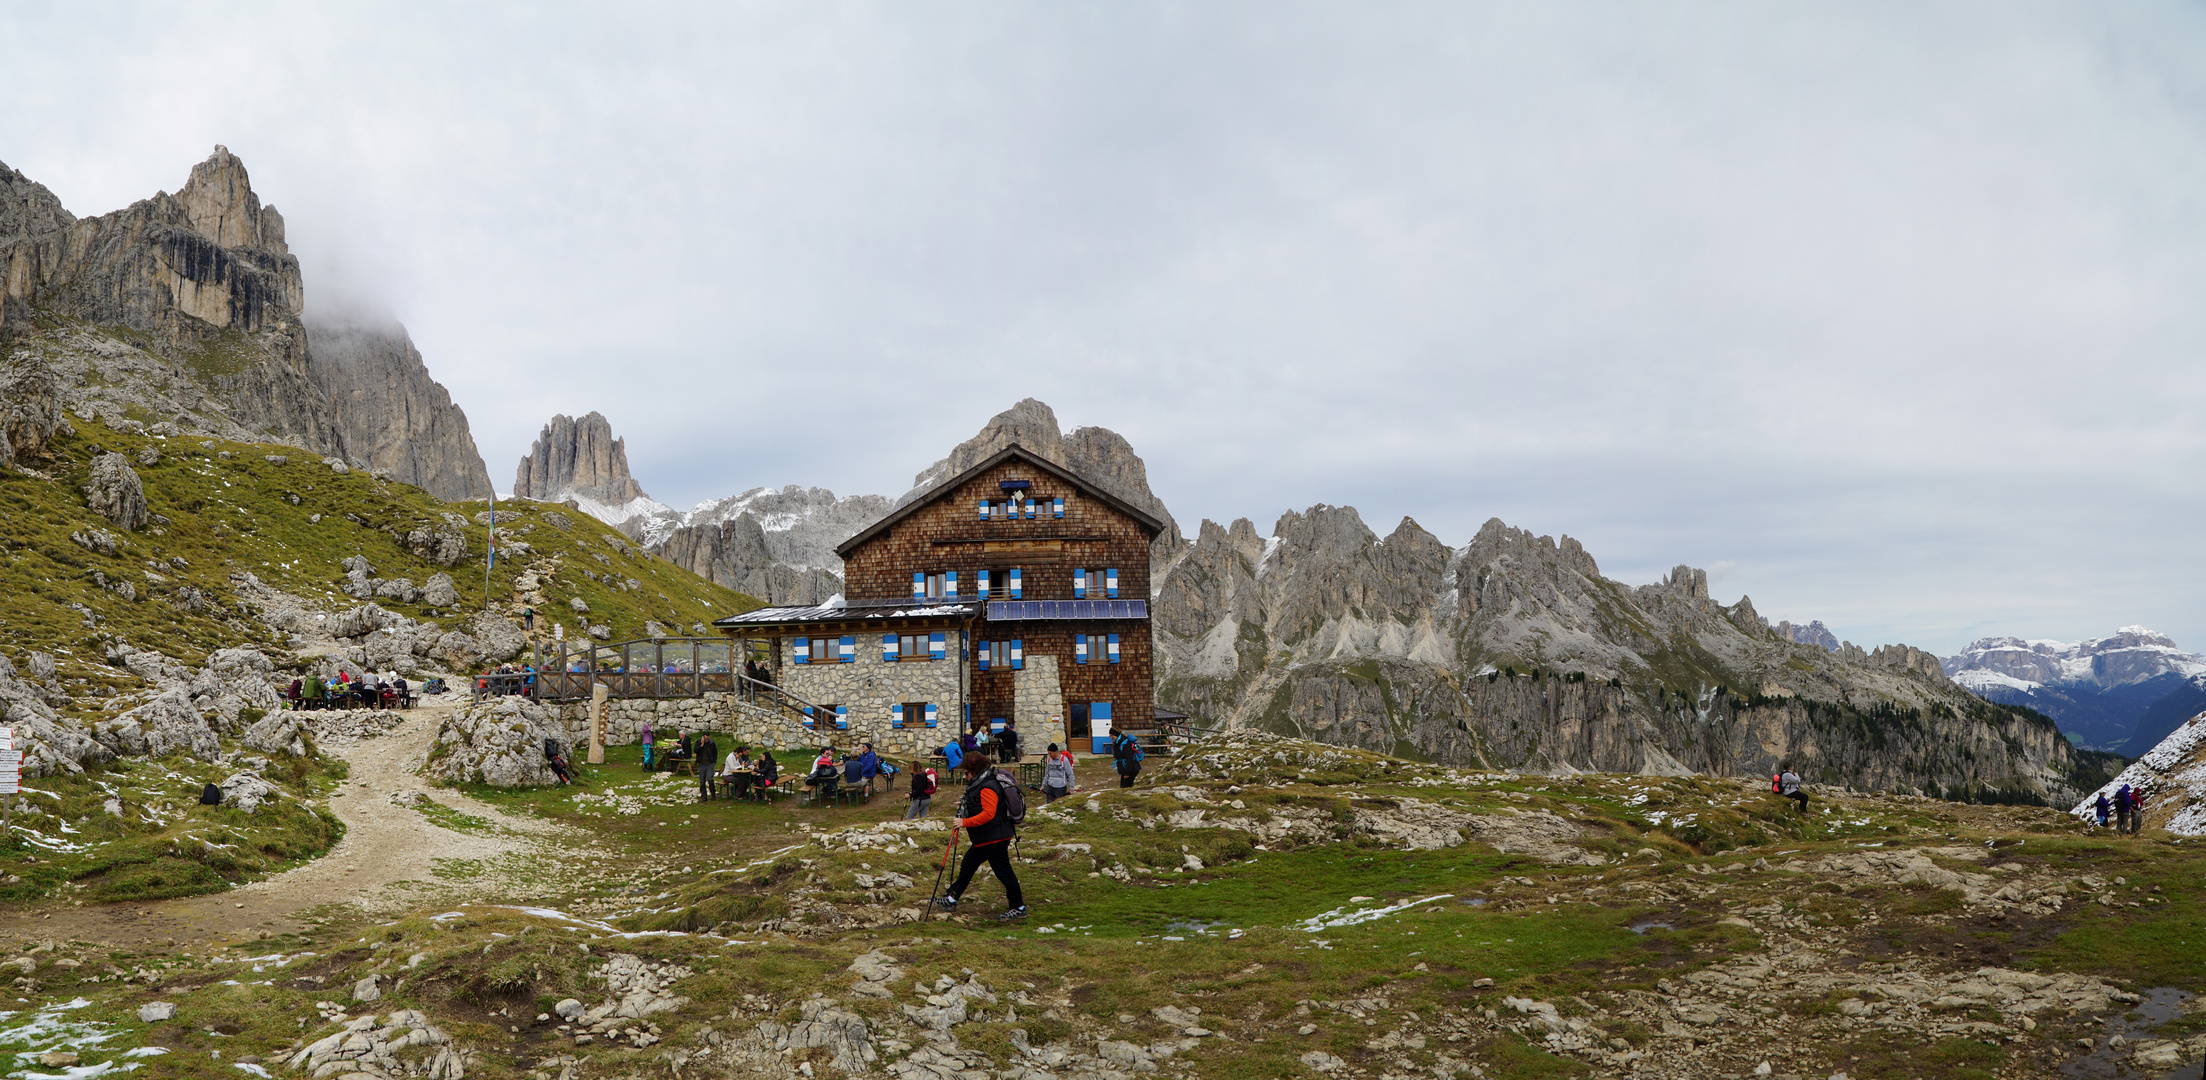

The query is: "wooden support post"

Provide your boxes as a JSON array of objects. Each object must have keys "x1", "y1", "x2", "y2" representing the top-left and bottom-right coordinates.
[{"x1": 589, "y1": 682, "x2": 609, "y2": 764}]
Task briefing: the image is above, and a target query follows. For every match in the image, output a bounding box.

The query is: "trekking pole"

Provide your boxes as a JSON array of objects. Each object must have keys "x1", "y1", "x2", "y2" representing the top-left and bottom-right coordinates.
[{"x1": 928, "y1": 825, "x2": 960, "y2": 910}]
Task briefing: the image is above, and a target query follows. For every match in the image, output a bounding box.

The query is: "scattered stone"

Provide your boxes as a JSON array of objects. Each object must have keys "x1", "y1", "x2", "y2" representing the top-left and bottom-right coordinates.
[
  {"x1": 82, "y1": 452, "x2": 149, "y2": 530},
  {"x1": 137, "y1": 1001, "x2": 176, "y2": 1022}
]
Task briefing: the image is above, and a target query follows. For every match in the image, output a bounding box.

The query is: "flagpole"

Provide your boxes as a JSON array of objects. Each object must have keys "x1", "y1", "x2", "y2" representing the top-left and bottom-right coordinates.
[{"x1": 485, "y1": 491, "x2": 497, "y2": 612}]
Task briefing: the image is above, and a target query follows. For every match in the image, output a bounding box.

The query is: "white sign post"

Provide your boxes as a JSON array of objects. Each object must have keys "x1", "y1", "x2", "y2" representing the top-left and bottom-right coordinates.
[{"x1": 0, "y1": 727, "x2": 18, "y2": 831}]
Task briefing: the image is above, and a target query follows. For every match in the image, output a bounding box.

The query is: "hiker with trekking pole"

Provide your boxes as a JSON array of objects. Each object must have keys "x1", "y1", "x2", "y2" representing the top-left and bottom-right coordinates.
[{"x1": 928, "y1": 752, "x2": 1029, "y2": 921}]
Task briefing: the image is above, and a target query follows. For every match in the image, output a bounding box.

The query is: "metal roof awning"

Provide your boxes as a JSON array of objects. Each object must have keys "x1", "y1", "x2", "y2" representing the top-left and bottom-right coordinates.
[
  {"x1": 713, "y1": 600, "x2": 979, "y2": 629},
  {"x1": 985, "y1": 599, "x2": 1148, "y2": 621}
]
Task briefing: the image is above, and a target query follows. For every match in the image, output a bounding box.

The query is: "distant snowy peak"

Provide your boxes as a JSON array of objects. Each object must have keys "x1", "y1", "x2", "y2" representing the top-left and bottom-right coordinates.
[
  {"x1": 633, "y1": 485, "x2": 892, "y2": 568},
  {"x1": 1941, "y1": 627, "x2": 2206, "y2": 689},
  {"x1": 553, "y1": 491, "x2": 673, "y2": 529}
]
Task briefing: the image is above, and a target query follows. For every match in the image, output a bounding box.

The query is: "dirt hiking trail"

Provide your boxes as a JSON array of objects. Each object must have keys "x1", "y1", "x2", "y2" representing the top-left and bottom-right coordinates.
[{"x1": 0, "y1": 705, "x2": 564, "y2": 949}]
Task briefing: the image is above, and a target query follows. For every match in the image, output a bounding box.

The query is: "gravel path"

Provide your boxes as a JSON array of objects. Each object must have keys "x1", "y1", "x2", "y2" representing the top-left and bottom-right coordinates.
[{"x1": 0, "y1": 703, "x2": 565, "y2": 948}]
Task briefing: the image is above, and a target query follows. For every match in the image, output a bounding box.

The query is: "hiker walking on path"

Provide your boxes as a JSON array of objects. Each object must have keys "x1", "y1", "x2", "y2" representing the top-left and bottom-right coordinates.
[
  {"x1": 907, "y1": 759, "x2": 938, "y2": 819},
  {"x1": 640, "y1": 719, "x2": 656, "y2": 771},
  {"x1": 2116, "y1": 783, "x2": 2134, "y2": 833},
  {"x1": 1042, "y1": 742, "x2": 1075, "y2": 802},
  {"x1": 1110, "y1": 727, "x2": 1143, "y2": 788},
  {"x1": 932, "y1": 753, "x2": 1028, "y2": 920},
  {"x1": 696, "y1": 733, "x2": 719, "y2": 801},
  {"x1": 1778, "y1": 763, "x2": 1807, "y2": 814}
]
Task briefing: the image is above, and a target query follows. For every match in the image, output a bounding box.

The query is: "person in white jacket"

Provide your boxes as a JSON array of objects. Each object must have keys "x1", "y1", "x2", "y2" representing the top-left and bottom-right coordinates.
[{"x1": 1042, "y1": 742, "x2": 1076, "y2": 803}]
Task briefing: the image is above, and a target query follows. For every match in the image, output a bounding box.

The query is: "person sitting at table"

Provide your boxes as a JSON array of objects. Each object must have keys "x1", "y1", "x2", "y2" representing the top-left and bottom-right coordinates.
[
  {"x1": 392, "y1": 675, "x2": 410, "y2": 708},
  {"x1": 665, "y1": 731, "x2": 694, "y2": 768},
  {"x1": 804, "y1": 749, "x2": 840, "y2": 801},
  {"x1": 752, "y1": 750, "x2": 779, "y2": 797},
  {"x1": 719, "y1": 749, "x2": 749, "y2": 799},
  {"x1": 300, "y1": 675, "x2": 324, "y2": 711}
]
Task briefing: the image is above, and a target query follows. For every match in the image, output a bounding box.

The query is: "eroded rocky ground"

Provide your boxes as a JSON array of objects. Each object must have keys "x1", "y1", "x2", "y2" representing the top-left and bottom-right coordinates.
[{"x1": 0, "y1": 730, "x2": 2197, "y2": 1080}]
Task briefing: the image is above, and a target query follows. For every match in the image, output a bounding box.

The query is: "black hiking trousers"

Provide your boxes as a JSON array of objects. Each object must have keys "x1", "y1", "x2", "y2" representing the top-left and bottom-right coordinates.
[{"x1": 948, "y1": 839, "x2": 1024, "y2": 909}]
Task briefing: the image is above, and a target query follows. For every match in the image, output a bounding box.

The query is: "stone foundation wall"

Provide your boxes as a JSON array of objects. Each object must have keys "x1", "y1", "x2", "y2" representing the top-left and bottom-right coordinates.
[{"x1": 549, "y1": 692, "x2": 953, "y2": 760}]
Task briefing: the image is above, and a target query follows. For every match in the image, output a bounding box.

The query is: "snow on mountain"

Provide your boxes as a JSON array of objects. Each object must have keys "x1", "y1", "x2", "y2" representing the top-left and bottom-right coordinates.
[
  {"x1": 1943, "y1": 628, "x2": 2206, "y2": 752},
  {"x1": 2071, "y1": 706, "x2": 2206, "y2": 835}
]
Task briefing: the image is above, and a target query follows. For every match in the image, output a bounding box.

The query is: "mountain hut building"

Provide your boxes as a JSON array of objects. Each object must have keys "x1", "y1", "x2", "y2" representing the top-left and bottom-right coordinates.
[{"x1": 712, "y1": 446, "x2": 1162, "y2": 759}]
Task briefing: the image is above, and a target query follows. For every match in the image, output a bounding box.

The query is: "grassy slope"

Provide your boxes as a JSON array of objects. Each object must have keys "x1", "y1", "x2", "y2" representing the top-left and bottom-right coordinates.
[
  {"x1": 0, "y1": 417, "x2": 764, "y2": 904},
  {"x1": 1, "y1": 416, "x2": 764, "y2": 714}
]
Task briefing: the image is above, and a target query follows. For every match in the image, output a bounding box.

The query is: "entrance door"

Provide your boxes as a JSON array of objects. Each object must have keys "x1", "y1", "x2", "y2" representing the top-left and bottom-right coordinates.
[{"x1": 1088, "y1": 702, "x2": 1113, "y2": 755}]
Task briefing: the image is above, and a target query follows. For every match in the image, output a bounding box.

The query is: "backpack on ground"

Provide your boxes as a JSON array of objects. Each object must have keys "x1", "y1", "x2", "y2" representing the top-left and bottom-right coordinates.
[
  {"x1": 544, "y1": 737, "x2": 561, "y2": 761},
  {"x1": 990, "y1": 768, "x2": 1027, "y2": 827},
  {"x1": 921, "y1": 768, "x2": 939, "y2": 797},
  {"x1": 199, "y1": 783, "x2": 223, "y2": 806}
]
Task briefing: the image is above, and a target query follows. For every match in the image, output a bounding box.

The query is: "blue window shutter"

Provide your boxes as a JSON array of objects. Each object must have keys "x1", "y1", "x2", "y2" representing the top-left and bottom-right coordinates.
[
  {"x1": 977, "y1": 645, "x2": 991, "y2": 672},
  {"x1": 794, "y1": 637, "x2": 810, "y2": 665},
  {"x1": 977, "y1": 573, "x2": 991, "y2": 599},
  {"x1": 926, "y1": 703, "x2": 940, "y2": 728},
  {"x1": 1106, "y1": 568, "x2": 1119, "y2": 599},
  {"x1": 890, "y1": 703, "x2": 903, "y2": 729},
  {"x1": 911, "y1": 571, "x2": 924, "y2": 599},
  {"x1": 1011, "y1": 640, "x2": 1023, "y2": 670},
  {"x1": 945, "y1": 571, "x2": 957, "y2": 598},
  {"x1": 1053, "y1": 496, "x2": 1064, "y2": 518},
  {"x1": 1008, "y1": 568, "x2": 1022, "y2": 599},
  {"x1": 840, "y1": 635, "x2": 855, "y2": 663},
  {"x1": 978, "y1": 498, "x2": 990, "y2": 519},
  {"x1": 1024, "y1": 498, "x2": 1037, "y2": 520},
  {"x1": 835, "y1": 705, "x2": 849, "y2": 730},
  {"x1": 1075, "y1": 636, "x2": 1088, "y2": 664},
  {"x1": 1074, "y1": 569, "x2": 1087, "y2": 599},
  {"x1": 883, "y1": 633, "x2": 898, "y2": 661},
  {"x1": 803, "y1": 705, "x2": 816, "y2": 729},
  {"x1": 929, "y1": 632, "x2": 946, "y2": 660},
  {"x1": 1108, "y1": 633, "x2": 1120, "y2": 663}
]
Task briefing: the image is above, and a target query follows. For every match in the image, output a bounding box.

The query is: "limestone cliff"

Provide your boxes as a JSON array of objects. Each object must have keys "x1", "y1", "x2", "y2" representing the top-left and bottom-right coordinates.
[
  {"x1": 0, "y1": 148, "x2": 339, "y2": 453},
  {"x1": 1154, "y1": 510, "x2": 2120, "y2": 805},
  {"x1": 514, "y1": 412, "x2": 658, "y2": 518},
  {"x1": 305, "y1": 316, "x2": 493, "y2": 502},
  {"x1": 0, "y1": 148, "x2": 491, "y2": 502},
  {"x1": 655, "y1": 512, "x2": 843, "y2": 606}
]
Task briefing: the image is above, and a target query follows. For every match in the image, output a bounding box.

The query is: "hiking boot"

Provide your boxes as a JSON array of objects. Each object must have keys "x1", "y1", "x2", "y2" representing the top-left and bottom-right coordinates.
[
  {"x1": 996, "y1": 906, "x2": 1029, "y2": 921},
  {"x1": 931, "y1": 896, "x2": 959, "y2": 911}
]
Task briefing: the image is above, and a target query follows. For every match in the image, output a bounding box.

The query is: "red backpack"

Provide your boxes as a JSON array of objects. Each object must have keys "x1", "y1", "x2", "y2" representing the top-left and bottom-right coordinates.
[
  {"x1": 1771, "y1": 774, "x2": 1783, "y2": 793},
  {"x1": 921, "y1": 768, "x2": 939, "y2": 797}
]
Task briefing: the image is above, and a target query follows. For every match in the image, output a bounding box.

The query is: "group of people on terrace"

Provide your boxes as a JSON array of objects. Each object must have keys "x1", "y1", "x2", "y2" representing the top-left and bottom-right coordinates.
[{"x1": 284, "y1": 671, "x2": 414, "y2": 711}]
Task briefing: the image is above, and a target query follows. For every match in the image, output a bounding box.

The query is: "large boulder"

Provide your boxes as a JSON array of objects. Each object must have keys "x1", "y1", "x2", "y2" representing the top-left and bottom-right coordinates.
[
  {"x1": 404, "y1": 514, "x2": 471, "y2": 566},
  {"x1": 188, "y1": 647, "x2": 285, "y2": 729},
  {"x1": 217, "y1": 771, "x2": 279, "y2": 814},
  {"x1": 329, "y1": 603, "x2": 398, "y2": 640},
  {"x1": 0, "y1": 354, "x2": 69, "y2": 470},
  {"x1": 242, "y1": 711, "x2": 307, "y2": 757},
  {"x1": 82, "y1": 452, "x2": 150, "y2": 531},
  {"x1": 426, "y1": 697, "x2": 571, "y2": 787},
  {"x1": 0, "y1": 655, "x2": 104, "y2": 775},
  {"x1": 422, "y1": 572, "x2": 458, "y2": 607},
  {"x1": 112, "y1": 690, "x2": 220, "y2": 760},
  {"x1": 468, "y1": 612, "x2": 528, "y2": 665}
]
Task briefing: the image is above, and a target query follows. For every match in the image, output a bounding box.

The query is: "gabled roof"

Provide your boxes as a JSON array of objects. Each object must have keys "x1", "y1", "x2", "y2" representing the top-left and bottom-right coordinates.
[{"x1": 834, "y1": 444, "x2": 1166, "y2": 558}]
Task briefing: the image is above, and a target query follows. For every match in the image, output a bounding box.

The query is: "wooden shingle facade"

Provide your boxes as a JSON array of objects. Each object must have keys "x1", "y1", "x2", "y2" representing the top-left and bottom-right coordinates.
[{"x1": 715, "y1": 445, "x2": 1163, "y2": 757}]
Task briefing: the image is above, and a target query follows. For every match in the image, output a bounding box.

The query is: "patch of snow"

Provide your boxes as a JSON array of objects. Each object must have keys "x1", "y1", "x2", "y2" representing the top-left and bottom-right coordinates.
[
  {"x1": 1953, "y1": 669, "x2": 2041, "y2": 694},
  {"x1": 1296, "y1": 894, "x2": 1451, "y2": 932}
]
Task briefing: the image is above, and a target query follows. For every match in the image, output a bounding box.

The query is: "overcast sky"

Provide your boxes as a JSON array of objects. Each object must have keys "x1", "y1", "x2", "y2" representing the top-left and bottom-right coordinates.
[{"x1": 6, "y1": 2, "x2": 2204, "y2": 654}]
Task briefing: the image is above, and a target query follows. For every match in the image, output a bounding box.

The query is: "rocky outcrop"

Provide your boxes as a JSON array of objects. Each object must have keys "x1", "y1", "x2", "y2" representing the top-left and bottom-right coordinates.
[
  {"x1": 1776, "y1": 619, "x2": 1839, "y2": 651},
  {"x1": 515, "y1": 412, "x2": 650, "y2": 507},
  {"x1": 426, "y1": 697, "x2": 578, "y2": 787},
  {"x1": 0, "y1": 351, "x2": 68, "y2": 468},
  {"x1": 304, "y1": 316, "x2": 492, "y2": 501},
  {"x1": 0, "y1": 147, "x2": 342, "y2": 454},
  {"x1": 656, "y1": 512, "x2": 841, "y2": 605},
  {"x1": 1156, "y1": 510, "x2": 2115, "y2": 804},
  {"x1": 2, "y1": 149, "x2": 491, "y2": 503},
  {"x1": 82, "y1": 452, "x2": 148, "y2": 530}
]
